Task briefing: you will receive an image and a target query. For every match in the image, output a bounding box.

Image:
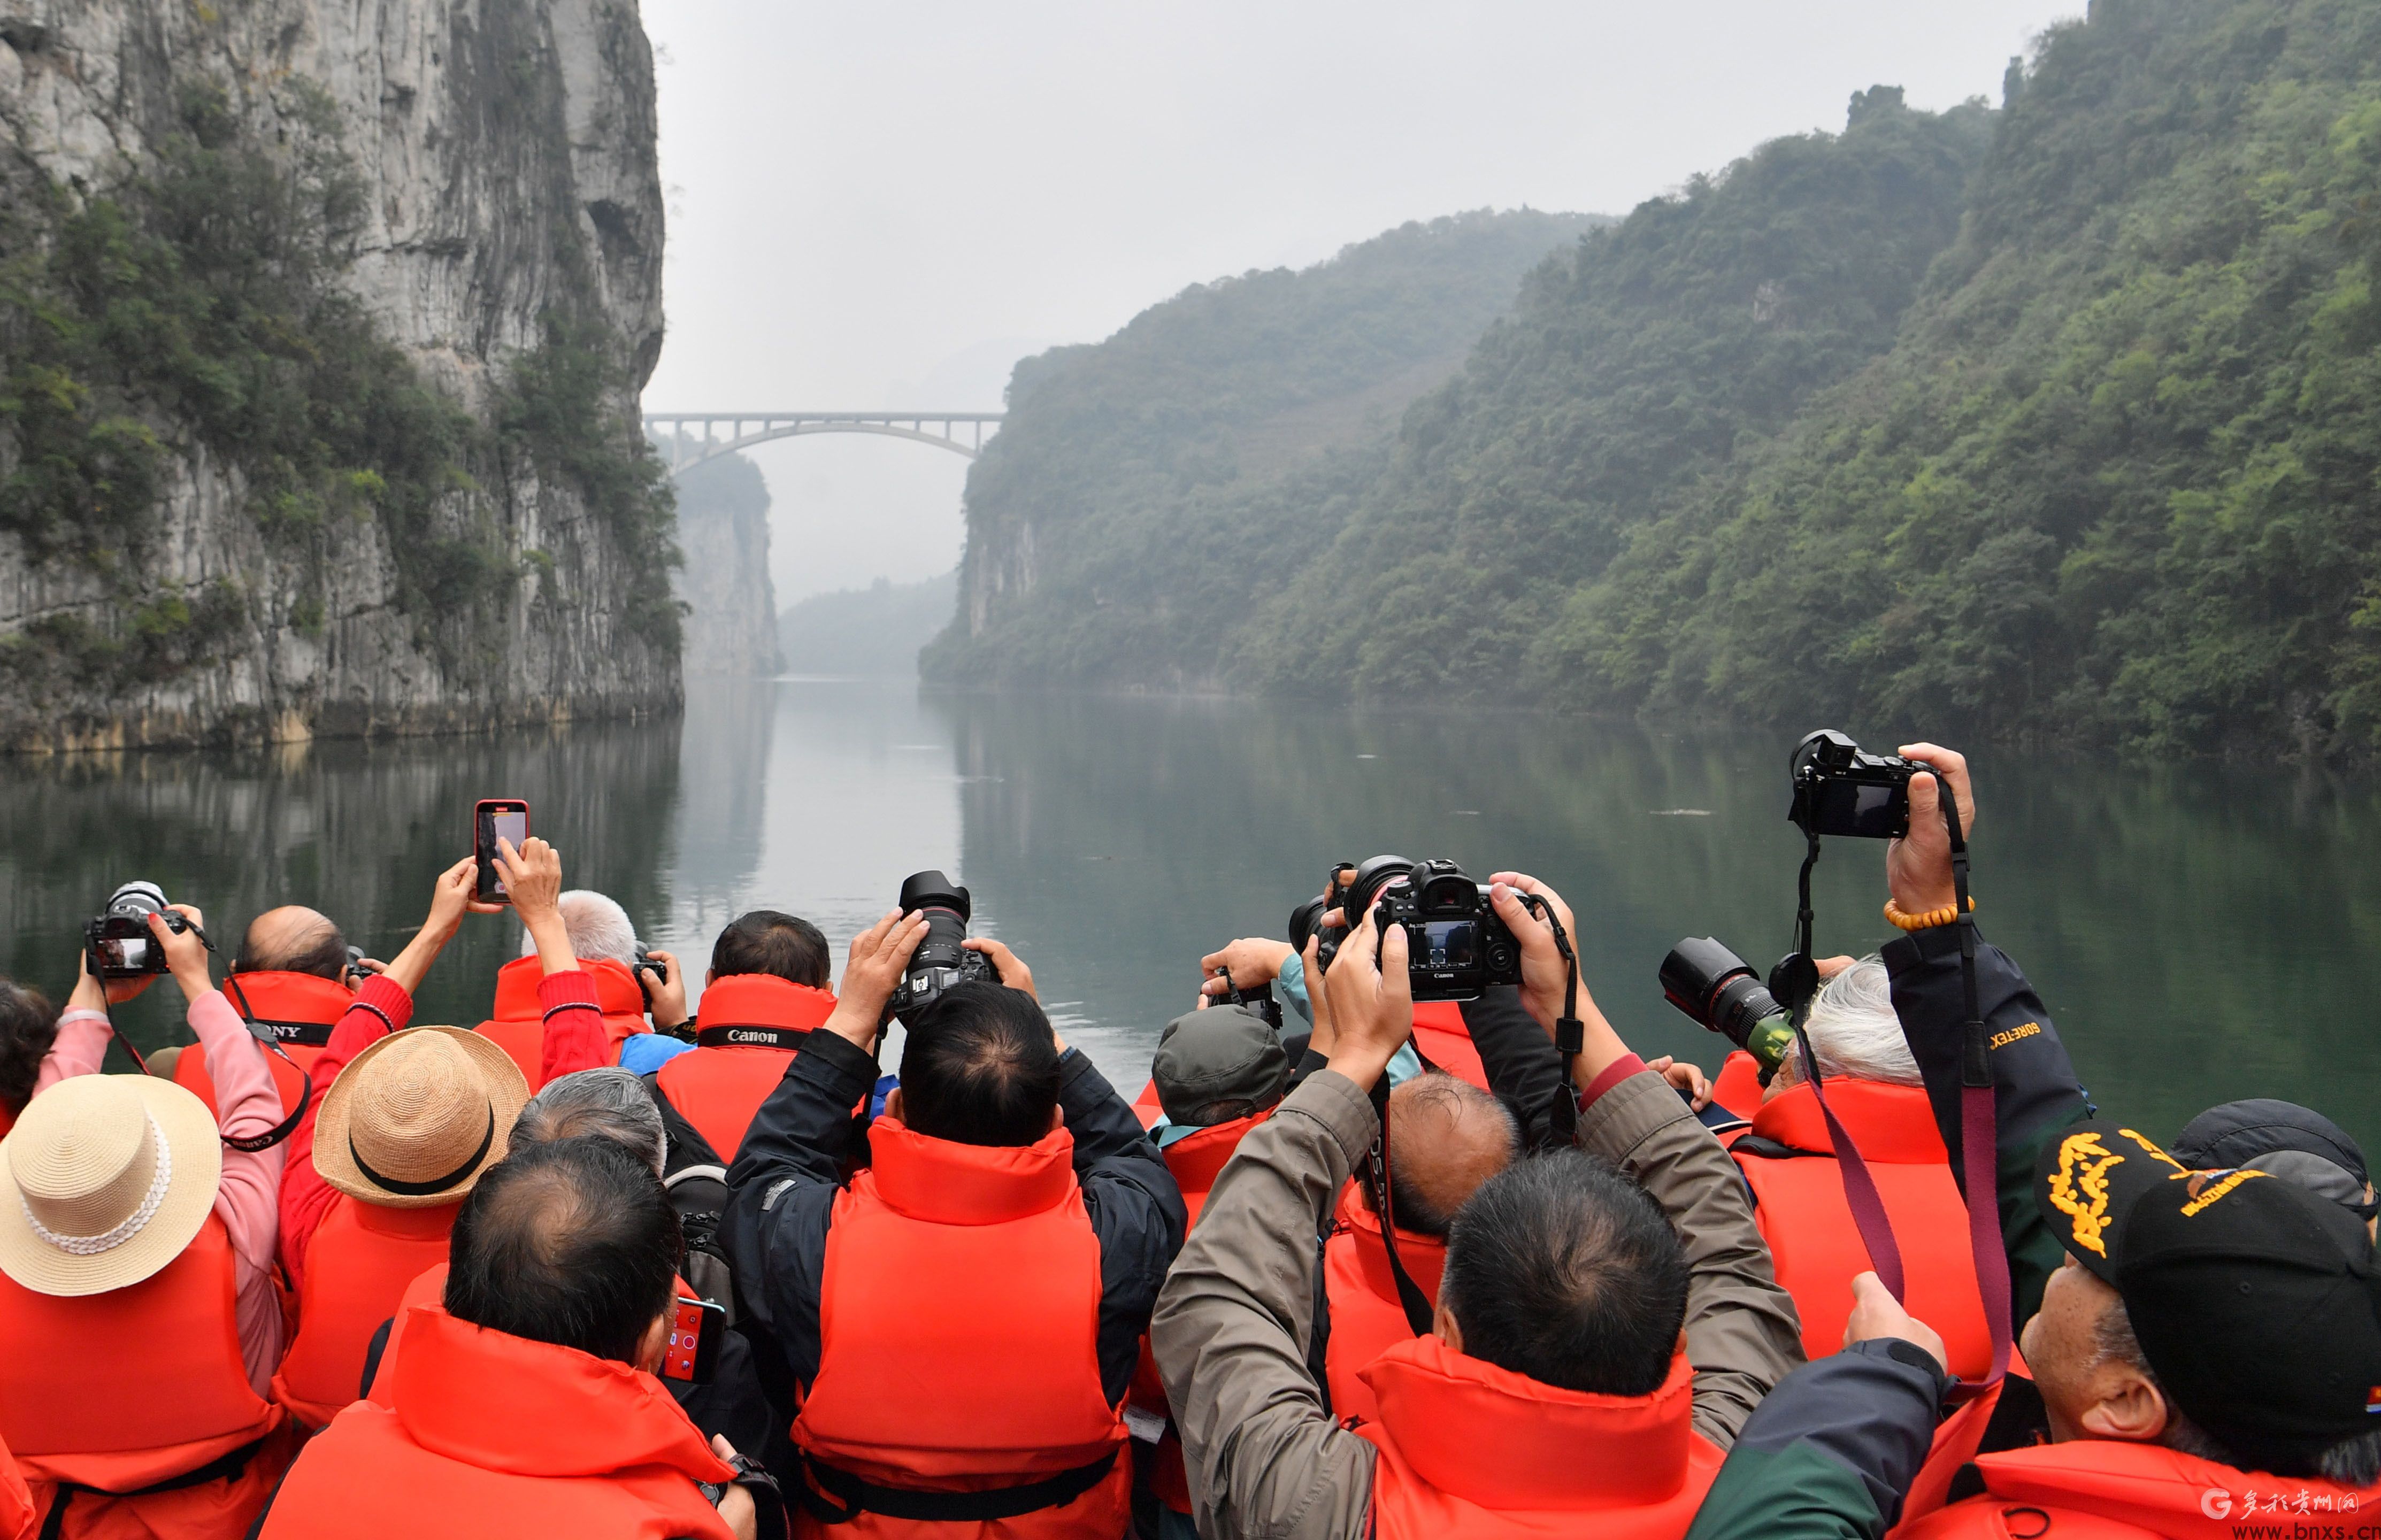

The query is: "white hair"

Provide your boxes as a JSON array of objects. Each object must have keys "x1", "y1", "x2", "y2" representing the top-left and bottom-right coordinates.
[
  {"x1": 511, "y1": 1068, "x2": 666, "y2": 1176},
  {"x1": 521, "y1": 890, "x2": 639, "y2": 964},
  {"x1": 1779, "y1": 956, "x2": 1921, "y2": 1088}
]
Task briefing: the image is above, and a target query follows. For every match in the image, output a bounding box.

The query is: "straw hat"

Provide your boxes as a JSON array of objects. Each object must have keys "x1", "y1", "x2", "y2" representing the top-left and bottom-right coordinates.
[
  {"x1": 313, "y1": 1027, "x2": 528, "y2": 1209},
  {"x1": 0, "y1": 1074, "x2": 225, "y2": 1297}
]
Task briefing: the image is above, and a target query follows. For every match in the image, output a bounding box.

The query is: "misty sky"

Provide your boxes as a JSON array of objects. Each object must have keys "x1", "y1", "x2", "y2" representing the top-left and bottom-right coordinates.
[{"x1": 639, "y1": 0, "x2": 2079, "y2": 606}]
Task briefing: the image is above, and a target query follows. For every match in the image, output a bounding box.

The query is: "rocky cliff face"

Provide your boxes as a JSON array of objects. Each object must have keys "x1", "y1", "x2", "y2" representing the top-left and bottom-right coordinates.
[
  {"x1": 667, "y1": 445, "x2": 781, "y2": 676},
  {"x1": 0, "y1": 0, "x2": 676, "y2": 749}
]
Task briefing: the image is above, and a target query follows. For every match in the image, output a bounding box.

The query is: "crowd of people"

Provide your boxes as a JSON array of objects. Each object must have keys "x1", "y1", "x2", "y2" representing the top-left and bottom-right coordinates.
[{"x1": 0, "y1": 743, "x2": 2376, "y2": 1539}]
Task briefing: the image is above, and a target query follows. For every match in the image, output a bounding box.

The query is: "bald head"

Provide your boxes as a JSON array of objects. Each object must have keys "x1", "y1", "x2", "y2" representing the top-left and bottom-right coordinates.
[
  {"x1": 1374, "y1": 1071, "x2": 1520, "y2": 1238},
  {"x1": 235, "y1": 906, "x2": 348, "y2": 980}
]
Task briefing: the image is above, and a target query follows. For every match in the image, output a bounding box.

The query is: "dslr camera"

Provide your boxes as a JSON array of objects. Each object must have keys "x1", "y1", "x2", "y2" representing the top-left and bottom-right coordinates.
[
  {"x1": 1789, "y1": 729, "x2": 1921, "y2": 841},
  {"x1": 85, "y1": 881, "x2": 191, "y2": 979},
  {"x1": 1658, "y1": 936, "x2": 1796, "y2": 1079},
  {"x1": 888, "y1": 870, "x2": 997, "y2": 1024},
  {"x1": 1311, "y1": 855, "x2": 1523, "y2": 1003}
]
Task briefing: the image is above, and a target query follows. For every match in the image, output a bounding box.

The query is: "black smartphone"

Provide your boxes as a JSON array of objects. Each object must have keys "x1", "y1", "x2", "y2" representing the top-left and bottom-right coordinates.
[
  {"x1": 660, "y1": 1295, "x2": 726, "y2": 1385},
  {"x1": 474, "y1": 799, "x2": 529, "y2": 904}
]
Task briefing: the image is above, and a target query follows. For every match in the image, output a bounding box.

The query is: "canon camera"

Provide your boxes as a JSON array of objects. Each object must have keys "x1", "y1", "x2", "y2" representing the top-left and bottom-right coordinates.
[
  {"x1": 1311, "y1": 855, "x2": 1523, "y2": 1003},
  {"x1": 85, "y1": 881, "x2": 190, "y2": 979},
  {"x1": 1788, "y1": 729, "x2": 1921, "y2": 841},
  {"x1": 887, "y1": 869, "x2": 997, "y2": 1025},
  {"x1": 1659, "y1": 936, "x2": 1796, "y2": 1079}
]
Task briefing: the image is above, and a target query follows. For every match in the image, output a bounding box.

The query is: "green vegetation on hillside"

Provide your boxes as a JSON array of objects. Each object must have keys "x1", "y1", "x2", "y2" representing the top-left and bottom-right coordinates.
[
  {"x1": 1553, "y1": 0, "x2": 2381, "y2": 755},
  {"x1": 781, "y1": 571, "x2": 957, "y2": 677},
  {"x1": 921, "y1": 210, "x2": 1603, "y2": 686}
]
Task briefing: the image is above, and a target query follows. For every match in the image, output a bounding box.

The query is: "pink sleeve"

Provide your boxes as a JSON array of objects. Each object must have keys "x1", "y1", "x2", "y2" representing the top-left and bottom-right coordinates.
[
  {"x1": 536, "y1": 969, "x2": 609, "y2": 1084},
  {"x1": 33, "y1": 1009, "x2": 113, "y2": 1093},
  {"x1": 186, "y1": 992, "x2": 286, "y2": 1269},
  {"x1": 280, "y1": 974, "x2": 413, "y2": 1291}
]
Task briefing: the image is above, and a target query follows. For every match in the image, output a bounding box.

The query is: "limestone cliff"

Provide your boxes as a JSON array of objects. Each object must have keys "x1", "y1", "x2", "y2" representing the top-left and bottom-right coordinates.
[
  {"x1": 666, "y1": 445, "x2": 781, "y2": 676},
  {"x1": 0, "y1": 0, "x2": 676, "y2": 749}
]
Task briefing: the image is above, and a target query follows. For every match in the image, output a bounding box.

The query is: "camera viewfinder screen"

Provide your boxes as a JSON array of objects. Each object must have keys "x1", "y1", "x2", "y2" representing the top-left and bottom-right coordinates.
[
  {"x1": 1421, "y1": 920, "x2": 1477, "y2": 969},
  {"x1": 110, "y1": 937, "x2": 148, "y2": 969},
  {"x1": 1821, "y1": 781, "x2": 1903, "y2": 839}
]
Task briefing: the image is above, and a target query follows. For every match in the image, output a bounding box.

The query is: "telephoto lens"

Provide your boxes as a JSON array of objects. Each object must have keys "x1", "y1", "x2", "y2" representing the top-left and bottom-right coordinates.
[
  {"x1": 1659, "y1": 937, "x2": 1796, "y2": 1077},
  {"x1": 888, "y1": 870, "x2": 997, "y2": 1023}
]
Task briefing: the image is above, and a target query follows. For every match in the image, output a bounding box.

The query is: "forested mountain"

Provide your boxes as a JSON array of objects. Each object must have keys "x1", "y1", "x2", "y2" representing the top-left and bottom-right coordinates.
[
  {"x1": 1552, "y1": 0, "x2": 2381, "y2": 754},
  {"x1": 920, "y1": 210, "x2": 1604, "y2": 686},
  {"x1": 932, "y1": 0, "x2": 2381, "y2": 757}
]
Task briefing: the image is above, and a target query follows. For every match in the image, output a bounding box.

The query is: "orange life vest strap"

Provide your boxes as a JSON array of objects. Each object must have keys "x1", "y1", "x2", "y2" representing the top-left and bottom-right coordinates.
[{"x1": 797, "y1": 1450, "x2": 1118, "y2": 1526}]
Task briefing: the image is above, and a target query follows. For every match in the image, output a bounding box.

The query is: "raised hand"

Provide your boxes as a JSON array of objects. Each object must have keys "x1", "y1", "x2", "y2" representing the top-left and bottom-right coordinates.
[
  {"x1": 1487, "y1": 871, "x2": 1579, "y2": 1034},
  {"x1": 644, "y1": 948, "x2": 689, "y2": 1031},
  {"x1": 1887, "y1": 743, "x2": 1977, "y2": 918},
  {"x1": 1199, "y1": 937, "x2": 1294, "y2": 996},
  {"x1": 1316, "y1": 903, "x2": 1413, "y2": 1092},
  {"x1": 1842, "y1": 1270, "x2": 1947, "y2": 1372},
  {"x1": 152, "y1": 904, "x2": 214, "y2": 1005},
  {"x1": 821, "y1": 910, "x2": 931, "y2": 1049}
]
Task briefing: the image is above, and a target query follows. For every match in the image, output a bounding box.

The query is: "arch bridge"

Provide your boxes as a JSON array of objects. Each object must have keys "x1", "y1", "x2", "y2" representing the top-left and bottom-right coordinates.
[{"x1": 644, "y1": 411, "x2": 1003, "y2": 476}]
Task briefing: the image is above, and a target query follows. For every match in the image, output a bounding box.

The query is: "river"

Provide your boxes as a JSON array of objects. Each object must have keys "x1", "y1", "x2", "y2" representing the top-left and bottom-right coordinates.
[{"x1": 3, "y1": 678, "x2": 2375, "y2": 1153}]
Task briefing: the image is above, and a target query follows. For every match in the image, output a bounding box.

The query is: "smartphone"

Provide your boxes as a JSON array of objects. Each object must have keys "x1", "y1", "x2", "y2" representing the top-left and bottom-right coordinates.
[
  {"x1": 660, "y1": 1295, "x2": 725, "y2": 1385},
  {"x1": 473, "y1": 799, "x2": 530, "y2": 904}
]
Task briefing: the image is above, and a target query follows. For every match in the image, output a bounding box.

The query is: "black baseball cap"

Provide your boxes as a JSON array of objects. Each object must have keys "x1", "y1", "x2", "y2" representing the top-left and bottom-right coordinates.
[
  {"x1": 1151, "y1": 1005, "x2": 1288, "y2": 1128},
  {"x1": 2171, "y1": 1099, "x2": 2375, "y2": 1221},
  {"x1": 2035, "y1": 1120, "x2": 2381, "y2": 1470}
]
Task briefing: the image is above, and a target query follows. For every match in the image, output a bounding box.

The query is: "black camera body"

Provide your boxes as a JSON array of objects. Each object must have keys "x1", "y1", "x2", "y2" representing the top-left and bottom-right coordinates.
[
  {"x1": 85, "y1": 881, "x2": 188, "y2": 979},
  {"x1": 1313, "y1": 855, "x2": 1523, "y2": 1003},
  {"x1": 1789, "y1": 729, "x2": 1921, "y2": 841},
  {"x1": 888, "y1": 869, "x2": 997, "y2": 1025}
]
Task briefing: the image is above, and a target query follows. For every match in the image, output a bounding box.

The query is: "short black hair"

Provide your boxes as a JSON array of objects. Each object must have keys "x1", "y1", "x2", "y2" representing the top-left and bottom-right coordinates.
[
  {"x1": 0, "y1": 981, "x2": 59, "y2": 1119},
  {"x1": 711, "y1": 910, "x2": 831, "y2": 988},
  {"x1": 234, "y1": 911, "x2": 349, "y2": 980},
  {"x1": 1441, "y1": 1149, "x2": 1688, "y2": 1396},
  {"x1": 896, "y1": 982, "x2": 1062, "y2": 1148},
  {"x1": 444, "y1": 1136, "x2": 679, "y2": 1365}
]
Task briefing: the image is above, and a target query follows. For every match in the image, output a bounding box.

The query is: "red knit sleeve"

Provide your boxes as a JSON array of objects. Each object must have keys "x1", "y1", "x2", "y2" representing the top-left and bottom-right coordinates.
[{"x1": 535, "y1": 969, "x2": 609, "y2": 1085}]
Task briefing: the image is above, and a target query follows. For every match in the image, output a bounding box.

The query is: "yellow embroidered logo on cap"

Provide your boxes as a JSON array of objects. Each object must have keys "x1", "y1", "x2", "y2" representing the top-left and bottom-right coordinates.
[
  {"x1": 2180, "y1": 1167, "x2": 2271, "y2": 1218},
  {"x1": 2048, "y1": 1131, "x2": 2125, "y2": 1256}
]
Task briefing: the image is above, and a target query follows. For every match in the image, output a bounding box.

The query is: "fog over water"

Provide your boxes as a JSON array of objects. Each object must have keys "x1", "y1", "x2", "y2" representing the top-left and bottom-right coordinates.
[{"x1": 7, "y1": 680, "x2": 2374, "y2": 1153}]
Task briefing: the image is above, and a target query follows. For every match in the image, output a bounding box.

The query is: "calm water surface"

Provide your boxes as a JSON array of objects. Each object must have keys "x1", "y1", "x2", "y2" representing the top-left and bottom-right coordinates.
[{"x1": 4, "y1": 679, "x2": 2376, "y2": 1152}]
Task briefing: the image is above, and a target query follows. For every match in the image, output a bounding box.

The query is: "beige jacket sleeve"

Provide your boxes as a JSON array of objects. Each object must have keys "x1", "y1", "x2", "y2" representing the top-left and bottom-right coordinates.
[
  {"x1": 1150, "y1": 1071, "x2": 1378, "y2": 1540},
  {"x1": 1576, "y1": 1068, "x2": 1806, "y2": 1446}
]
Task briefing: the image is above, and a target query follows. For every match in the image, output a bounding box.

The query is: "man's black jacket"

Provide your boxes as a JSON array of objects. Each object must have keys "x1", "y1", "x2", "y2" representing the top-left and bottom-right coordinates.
[{"x1": 721, "y1": 1028, "x2": 1188, "y2": 1438}]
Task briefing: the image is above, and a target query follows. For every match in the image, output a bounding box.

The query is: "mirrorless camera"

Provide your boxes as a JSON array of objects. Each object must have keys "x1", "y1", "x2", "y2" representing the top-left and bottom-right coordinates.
[
  {"x1": 1312, "y1": 855, "x2": 1523, "y2": 1003},
  {"x1": 85, "y1": 881, "x2": 190, "y2": 979},
  {"x1": 888, "y1": 869, "x2": 997, "y2": 1024},
  {"x1": 1788, "y1": 729, "x2": 1921, "y2": 841}
]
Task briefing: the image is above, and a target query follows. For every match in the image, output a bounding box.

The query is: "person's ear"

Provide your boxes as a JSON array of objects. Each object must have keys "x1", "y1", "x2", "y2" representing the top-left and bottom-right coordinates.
[
  {"x1": 1432, "y1": 1302, "x2": 1465, "y2": 1356},
  {"x1": 884, "y1": 1088, "x2": 904, "y2": 1123},
  {"x1": 705, "y1": 968, "x2": 716, "y2": 987},
  {"x1": 634, "y1": 1311, "x2": 671, "y2": 1375},
  {"x1": 1048, "y1": 1105, "x2": 1065, "y2": 1134},
  {"x1": 2077, "y1": 1361, "x2": 2170, "y2": 1443}
]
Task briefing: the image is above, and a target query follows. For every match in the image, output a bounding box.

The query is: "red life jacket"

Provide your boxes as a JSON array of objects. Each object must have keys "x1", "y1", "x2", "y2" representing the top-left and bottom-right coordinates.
[
  {"x1": 1711, "y1": 1050, "x2": 1765, "y2": 1121},
  {"x1": 1411, "y1": 1002, "x2": 1489, "y2": 1091},
  {"x1": 474, "y1": 956, "x2": 650, "y2": 1089},
  {"x1": 269, "y1": 1195, "x2": 460, "y2": 1429},
  {"x1": 792, "y1": 1117, "x2": 1130, "y2": 1538},
  {"x1": 1126, "y1": 1112, "x2": 1270, "y2": 1516},
  {"x1": 1892, "y1": 1440, "x2": 2381, "y2": 1540},
  {"x1": 362, "y1": 1265, "x2": 449, "y2": 1406},
  {"x1": 651, "y1": 974, "x2": 838, "y2": 1162},
  {"x1": 1358, "y1": 1338, "x2": 1724, "y2": 1539},
  {"x1": 1324, "y1": 1183, "x2": 1449, "y2": 1426},
  {"x1": 174, "y1": 971, "x2": 352, "y2": 1120},
  {"x1": 1725, "y1": 1078, "x2": 1994, "y2": 1380},
  {"x1": 0, "y1": 1216, "x2": 290, "y2": 1540},
  {"x1": 258, "y1": 1304, "x2": 735, "y2": 1540},
  {"x1": 0, "y1": 1430, "x2": 31, "y2": 1540}
]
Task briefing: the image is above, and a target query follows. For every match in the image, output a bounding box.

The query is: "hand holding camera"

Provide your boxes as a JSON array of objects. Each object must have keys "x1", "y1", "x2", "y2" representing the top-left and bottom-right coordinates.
[
  {"x1": 1884, "y1": 743, "x2": 1975, "y2": 918},
  {"x1": 821, "y1": 908, "x2": 933, "y2": 1050},
  {"x1": 885, "y1": 871, "x2": 1000, "y2": 1023},
  {"x1": 1316, "y1": 903, "x2": 1414, "y2": 1093}
]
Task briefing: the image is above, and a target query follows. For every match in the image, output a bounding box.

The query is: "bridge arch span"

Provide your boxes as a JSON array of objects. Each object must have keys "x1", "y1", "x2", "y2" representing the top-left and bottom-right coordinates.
[{"x1": 644, "y1": 412, "x2": 1002, "y2": 478}]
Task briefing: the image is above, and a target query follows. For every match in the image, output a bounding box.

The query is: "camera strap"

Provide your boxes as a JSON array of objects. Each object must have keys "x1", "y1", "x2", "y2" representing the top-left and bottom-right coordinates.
[
  {"x1": 1363, "y1": 1074, "x2": 1438, "y2": 1338},
  {"x1": 1511, "y1": 893, "x2": 1584, "y2": 1084},
  {"x1": 219, "y1": 975, "x2": 313, "y2": 1154},
  {"x1": 1942, "y1": 786, "x2": 2012, "y2": 1399}
]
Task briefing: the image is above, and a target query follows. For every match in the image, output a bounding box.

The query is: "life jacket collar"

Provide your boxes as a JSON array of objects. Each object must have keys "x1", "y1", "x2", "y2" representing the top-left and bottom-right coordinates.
[
  {"x1": 1362, "y1": 1336, "x2": 1697, "y2": 1508},
  {"x1": 221, "y1": 969, "x2": 357, "y2": 1046},
  {"x1": 864, "y1": 1118, "x2": 1077, "y2": 1226},
  {"x1": 1968, "y1": 1439, "x2": 2379, "y2": 1531},
  {"x1": 1335, "y1": 1181, "x2": 1451, "y2": 1302},
  {"x1": 389, "y1": 1305, "x2": 729, "y2": 1483},
  {"x1": 692, "y1": 973, "x2": 837, "y2": 1050},
  {"x1": 1750, "y1": 1077, "x2": 1947, "y2": 1163},
  {"x1": 1159, "y1": 1110, "x2": 1267, "y2": 1194},
  {"x1": 489, "y1": 955, "x2": 647, "y2": 1021}
]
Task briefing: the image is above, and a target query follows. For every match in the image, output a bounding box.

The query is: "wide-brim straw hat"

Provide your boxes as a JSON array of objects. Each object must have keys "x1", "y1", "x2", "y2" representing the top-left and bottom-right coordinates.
[
  {"x1": 0, "y1": 1074, "x2": 225, "y2": 1297},
  {"x1": 314, "y1": 1027, "x2": 529, "y2": 1208}
]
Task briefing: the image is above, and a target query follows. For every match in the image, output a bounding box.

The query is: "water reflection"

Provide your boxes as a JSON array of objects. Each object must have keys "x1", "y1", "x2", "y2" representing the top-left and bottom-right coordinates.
[{"x1": 1, "y1": 680, "x2": 2373, "y2": 1154}]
